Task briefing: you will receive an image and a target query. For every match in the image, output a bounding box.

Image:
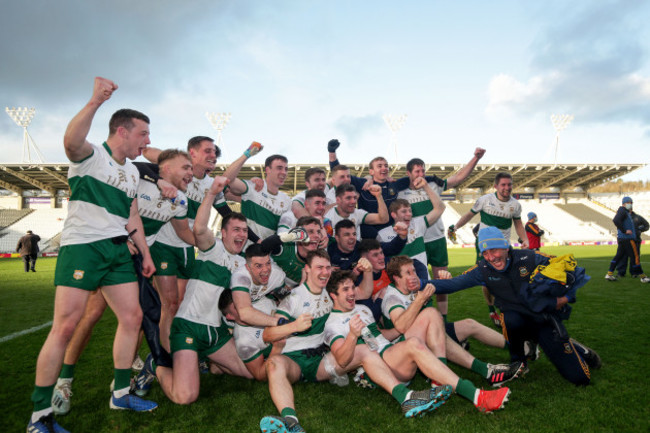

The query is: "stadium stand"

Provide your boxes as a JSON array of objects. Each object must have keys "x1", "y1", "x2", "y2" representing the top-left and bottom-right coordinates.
[
  {"x1": 0, "y1": 208, "x2": 66, "y2": 253},
  {"x1": 0, "y1": 208, "x2": 34, "y2": 231}
]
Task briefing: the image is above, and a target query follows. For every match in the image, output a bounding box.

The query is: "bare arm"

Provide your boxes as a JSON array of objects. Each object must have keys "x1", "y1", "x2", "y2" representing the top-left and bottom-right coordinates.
[
  {"x1": 170, "y1": 218, "x2": 195, "y2": 246},
  {"x1": 232, "y1": 291, "x2": 279, "y2": 327},
  {"x1": 363, "y1": 185, "x2": 389, "y2": 225},
  {"x1": 390, "y1": 285, "x2": 434, "y2": 334},
  {"x1": 194, "y1": 176, "x2": 229, "y2": 251},
  {"x1": 330, "y1": 315, "x2": 364, "y2": 368},
  {"x1": 353, "y1": 258, "x2": 373, "y2": 300},
  {"x1": 63, "y1": 77, "x2": 118, "y2": 162},
  {"x1": 291, "y1": 200, "x2": 310, "y2": 219},
  {"x1": 446, "y1": 147, "x2": 485, "y2": 188},
  {"x1": 454, "y1": 210, "x2": 476, "y2": 231},
  {"x1": 262, "y1": 313, "x2": 312, "y2": 343},
  {"x1": 126, "y1": 199, "x2": 155, "y2": 278},
  {"x1": 142, "y1": 147, "x2": 162, "y2": 164},
  {"x1": 415, "y1": 178, "x2": 446, "y2": 226},
  {"x1": 223, "y1": 142, "x2": 263, "y2": 183},
  {"x1": 514, "y1": 219, "x2": 529, "y2": 248}
]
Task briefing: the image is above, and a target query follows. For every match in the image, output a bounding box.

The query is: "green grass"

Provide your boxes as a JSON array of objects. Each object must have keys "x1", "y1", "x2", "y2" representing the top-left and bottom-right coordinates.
[{"x1": 1, "y1": 246, "x2": 649, "y2": 432}]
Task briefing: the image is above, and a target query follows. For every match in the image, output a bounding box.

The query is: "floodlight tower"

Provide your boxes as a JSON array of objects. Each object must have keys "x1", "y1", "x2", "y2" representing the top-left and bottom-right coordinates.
[
  {"x1": 5, "y1": 107, "x2": 46, "y2": 163},
  {"x1": 206, "y1": 112, "x2": 231, "y2": 161},
  {"x1": 383, "y1": 114, "x2": 407, "y2": 160},
  {"x1": 550, "y1": 114, "x2": 574, "y2": 165}
]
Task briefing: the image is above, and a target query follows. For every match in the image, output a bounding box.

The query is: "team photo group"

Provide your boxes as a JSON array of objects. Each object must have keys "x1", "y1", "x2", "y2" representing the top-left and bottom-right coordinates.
[{"x1": 27, "y1": 77, "x2": 607, "y2": 433}]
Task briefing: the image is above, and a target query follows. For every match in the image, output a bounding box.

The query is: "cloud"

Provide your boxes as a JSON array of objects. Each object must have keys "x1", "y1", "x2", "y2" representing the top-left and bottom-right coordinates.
[
  {"x1": 486, "y1": 1, "x2": 650, "y2": 127},
  {"x1": 333, "y1": 113, "x2": 384, "y2": 146}
]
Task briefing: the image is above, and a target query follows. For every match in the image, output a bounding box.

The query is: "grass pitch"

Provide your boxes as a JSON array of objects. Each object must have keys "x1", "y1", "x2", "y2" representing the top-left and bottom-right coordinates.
[{"x1": 1, "y1": 245, "x2": 649, "y2": 432}]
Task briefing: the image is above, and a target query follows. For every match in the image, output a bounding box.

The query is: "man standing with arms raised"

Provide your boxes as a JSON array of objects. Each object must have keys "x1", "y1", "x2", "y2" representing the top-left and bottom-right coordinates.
[{"x1": 28, "y1": 77, "x2": 157, "y2": 433}]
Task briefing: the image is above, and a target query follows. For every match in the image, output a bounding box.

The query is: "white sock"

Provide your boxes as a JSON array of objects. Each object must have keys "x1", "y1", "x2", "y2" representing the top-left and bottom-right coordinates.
[
  {"x1": 113, "y1": 386, "x2": 130, "y2": 399},
  {"x1": 31, "y1": 408, "x2": 52, "y2": 424},
  {"x1": 405, "y1": 390, "x2": 413, "y2": 400},
  {"x1": 472, "y1": 389, "x2": 481, "y2": 405}
]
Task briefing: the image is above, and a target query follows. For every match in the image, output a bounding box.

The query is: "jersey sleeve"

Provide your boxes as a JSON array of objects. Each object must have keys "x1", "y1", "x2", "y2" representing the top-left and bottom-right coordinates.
[{"x1": 231, "y1": 269, "x2": 253, "y2": 292}]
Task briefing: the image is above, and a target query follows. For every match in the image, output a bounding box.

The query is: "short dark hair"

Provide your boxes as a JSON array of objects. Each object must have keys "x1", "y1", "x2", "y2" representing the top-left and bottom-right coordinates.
[
  {"x1": 108, "y1": 109, "x2": 150, "y2": 136},
  {"x1": 386, "y1": 255, "x2": 413, "y2": 283},
  {"x1": 305, "y1": 189, "x2": 326, "y2": 200},
  {"x1": 304, "y1": 167, "x2": 326, "y2": 183},
  {"x1": 187, "y1": 136, "x2": 222, "y2": 158},
  {"x1": 359, "y1": 239, "x2": 381, "y2": 256},
  {"x1": 222, "y1": 212, "x2": 248, "y2": 230},
  {"x1": 326, "y1": 270, "x2": 354, "y2": 295},
  {"x1": 245, "y1": 243, "x2": 269, "y2": 261},
  {"x1": 265, "y1": 154, "x2": 288, "y2": 168},
  {"x1": 158, "y1": 149, "x2": 190, "y2": 166},
  {"x1": 296, "y1": 216, "x2": 322, "y2": 228},
  {"x1": 406, "y1": 158, "x2": 425, "y2": 173},
  {"x1": 494, "y1": 172, "x2": 512, "y2": 184},
  {"x1": 334, "y1": 219, "x2": 355, "y2": 235},
  {"x1": 218, "y1": 288, "x2": 233, "y2": 311},
  {"x1": 305, "y1": 249, "x2": 330, "y2": 266},
  {"x1": 335, "y1": 183, "x2": 357, "y2": 198}
]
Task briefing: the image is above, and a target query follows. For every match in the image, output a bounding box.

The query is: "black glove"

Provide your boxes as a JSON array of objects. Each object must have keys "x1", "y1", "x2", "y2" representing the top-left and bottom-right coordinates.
[{"x1": 327, "y1": 139, "x2": 340, "y2": 152}]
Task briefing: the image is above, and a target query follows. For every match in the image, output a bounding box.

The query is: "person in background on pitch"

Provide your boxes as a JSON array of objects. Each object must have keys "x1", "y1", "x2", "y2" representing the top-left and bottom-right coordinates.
[
  {"x1": 17, "y1": 229, "x2": 41, "y2": 272},
  {"x1": 605, "y1": 196, "x2": 650, "y2": 283},
  {"x1": 615, "y1": 205, "x2": 648, "y2": 278},
  {"x1": 525, "y1": 212, "x2": 544, "y2": 251}
]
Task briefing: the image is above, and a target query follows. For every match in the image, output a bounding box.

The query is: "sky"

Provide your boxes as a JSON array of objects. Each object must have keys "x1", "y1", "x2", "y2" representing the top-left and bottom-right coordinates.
[{"x1": 1, "y1": 0, "x2": 649, "y2": 182}]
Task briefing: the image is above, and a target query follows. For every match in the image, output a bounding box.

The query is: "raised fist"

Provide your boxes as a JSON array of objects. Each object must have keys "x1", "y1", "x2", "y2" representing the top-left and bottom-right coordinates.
[
  {"x1": 413, "y1": 177, "x2": 427, "y2": 189},
  {"x1": 368, "y1": 184, "x2": 382, "y2": 197},
  {"x1": 92, "y1": 77, "x2": 118, "y2": 105},
  {"x1": 244, "y1": 141, "x2": 263, "y2": 158},
  {"x1": 327, "y1": 139, "x2": 340, "y2": 152}
]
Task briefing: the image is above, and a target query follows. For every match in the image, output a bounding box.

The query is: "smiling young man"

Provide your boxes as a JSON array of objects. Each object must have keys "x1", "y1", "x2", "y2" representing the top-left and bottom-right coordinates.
[
  {"x1": 135, "y1": 178, "x2": 255, "y2": 404},
  {"x1": 325, "y1": 271, "x2": 511, "y2": 414},
  {"x1": 324, "y1": 183, "x2": 389, "y2": 241},
  {"x1": 28, "y1": 77, "x2": 158, "y2": 433},
  {"x1": 449, "y1": 172, "x2": 528, "y2": 326},
  {"x1": 431, "y1": 227, "x2": 601, "y2": 386}
]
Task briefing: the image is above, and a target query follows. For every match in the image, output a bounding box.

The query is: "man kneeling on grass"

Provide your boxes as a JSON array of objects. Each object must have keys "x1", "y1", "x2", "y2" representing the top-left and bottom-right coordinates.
[
  {"x1": 259, "y1": 250, "x2": 444, "y2": 433},
  {"x1": 325, "y1": 270, "x2": 511, "y2": 413}
]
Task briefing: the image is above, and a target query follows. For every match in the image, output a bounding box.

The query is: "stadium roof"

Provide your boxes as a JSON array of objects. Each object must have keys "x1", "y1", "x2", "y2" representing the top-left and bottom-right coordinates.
[{"x1": 0, "y1": 162, "x2": 646, "y2": 196}]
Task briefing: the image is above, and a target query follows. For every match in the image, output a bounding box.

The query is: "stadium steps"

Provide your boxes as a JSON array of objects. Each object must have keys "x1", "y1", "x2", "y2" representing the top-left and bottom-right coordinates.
[
  {"x1": 0, "y1": 209, "x2": 35, "y2": 230},
  {"x1": 556, "y1": 203, "x2": 616, "y2": 236},
  {"x1": 0, "y1": 208, "x2": 66, "y2": 253}
]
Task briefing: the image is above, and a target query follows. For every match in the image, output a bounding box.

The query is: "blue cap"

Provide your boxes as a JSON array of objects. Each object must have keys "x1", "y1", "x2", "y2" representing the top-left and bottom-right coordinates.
[
  {"x1": 478, "y1": 227, "x2": 509, "y2": 253},
  {"x1": 527, "y1": 212, "x2": 537, "y2": 220},
  {"x1": 622, "y1": 196, "x2": 633, "y2": 204}
]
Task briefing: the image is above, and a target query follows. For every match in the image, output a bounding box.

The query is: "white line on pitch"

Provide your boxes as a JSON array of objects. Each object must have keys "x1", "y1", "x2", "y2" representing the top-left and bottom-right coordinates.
[{"x1": 0, "y1": 321, "x2": 52, "y2": 343}]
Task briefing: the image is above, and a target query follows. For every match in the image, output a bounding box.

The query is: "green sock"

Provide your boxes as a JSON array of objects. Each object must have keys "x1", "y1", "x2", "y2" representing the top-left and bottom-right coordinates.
[
  {"x1": 488, "y1": 305, "x2": 497, "y2": 313},
  {"x1": 455, "y1": 378, "x2": 478, "y2": 402},
  {"x1": 31, "y1": 384, "x2": 55, "y2": 412},
  {"x1": 281, "y1": 407, "x2": 297, "y2": 421},
  {"x1": 442, "y1": 314, "x2": 448, "y2": 323},
  {"x1": 471, "y1": 359, "x2": 489, "y2": 378},
  {"x1": 114, "y1": 368, "x2": 131, "y2": 391},
  {"x1": 391, "y1": 384, "x2": 410, "y2": 404},
  {"x1": 59, "y1": 363, "x2": 75, "y2": 380},
  {"x1": 438, "y1": 357, "x2": 448, "y2": 365}
]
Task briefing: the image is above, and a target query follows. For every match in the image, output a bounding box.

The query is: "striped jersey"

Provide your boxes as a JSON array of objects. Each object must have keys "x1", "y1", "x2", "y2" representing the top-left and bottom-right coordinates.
[
  {"x1": 324, "y1": 304, "x2": 391, "y2": 353},
  {"x1": 156, "y1": 175, "x2": 225, "y2": 248},
  {"x1": 471, "y1": 193, "x2": 522, "y2": 239},
  {"x1": 276, "y1": 283, "x2": 333, "y2": 353},
  {"x1": 380, "y1": 284, "x2": 433, "y2": 330},
  {"x1": 62, "y1": 142, "x2": 139, "y2": 246},
  {"x1": 233, "y1": 296, "x2": 277, "y2": 362},
  {"x1": 376, "y1": 216, "x2": 429, "y2": 267},
  {"x1": 240, "y1": 180, "x2": 291, "y2": 239},
  {"x1": 175, "y1": 239, "x2": 246, "y2": 327},
  {"x1": 324, "y1": 207, "x2": 368, "y2": 241},
  {"x1": 230, "y1": 263, "x2": 287, "y2": 302},
  {"x1": 396, "y1": 178, "x2": 446, "y2": 242},
  {"x1": 136, "y1": 180, "x2": 188, "y2": 246}
]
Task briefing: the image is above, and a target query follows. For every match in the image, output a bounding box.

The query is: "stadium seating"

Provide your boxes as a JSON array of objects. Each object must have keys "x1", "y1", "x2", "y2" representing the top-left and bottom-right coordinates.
[
  {"x1": 0, "y1": 209, "x2": 34, "y2": 231},
  {"x1": 0, "y1": 208, "x2": 67, "y2": 253}
]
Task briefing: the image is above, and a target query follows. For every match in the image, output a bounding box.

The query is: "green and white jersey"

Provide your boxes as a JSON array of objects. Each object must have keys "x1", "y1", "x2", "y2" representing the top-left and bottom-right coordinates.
[
  {"x1": 233, "y1": 296, "x2": 276, "y2": 363},
  {"x1": 292, "y1": 186, "x2": 334, "y2": 207},
  {"x1": 276, "y1": 283, "x2": 333, "y2": 353},
  {"x1": 376, "y1": 215, "x2": 429, "y2": 267},
  {"x1": 471, "y1": 193, "x2": 522, "y2": 239},
  {"x1": 397, "y1": 179, "x2": 447, "y2": 242},
  {"x1": 277, "y1": 210, "x2": 298, "y2": 235},
  {"x1": 271, "y1": 243, "x2": 306, "y2": 287},
  {"x1": 231, "y1": 263, "x2": 286, "y2": 302},
  {"x1": 324, "y1": 207, "x2": 368, "y2": 241},
  {"x1": 62, "y1": 142, "x2": 139, "y2": 246},
  {"x1": 175, "y1": 239, "x2": 246, "y2": 327},
  {"x1": 137, "y1": 180, "x2": 188, "y2": 246},
  {"x1": 240, "y1": 180, "x2": 291, "y2": 239},
  {"x1": 380, "y1": 285, "x2": 433, "y2": 330},
  {"x1": 324, "y1": 304, "x2": 391, "y2": 353},
  {"x1": 156, "y1": 175, "x2": 226, "y2": 248}
]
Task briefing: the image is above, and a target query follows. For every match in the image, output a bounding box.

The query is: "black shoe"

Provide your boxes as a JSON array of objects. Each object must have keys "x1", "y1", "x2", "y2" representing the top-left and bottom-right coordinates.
[{"x1": 570, "y1": 339, "x2": 602, "y2": 369}]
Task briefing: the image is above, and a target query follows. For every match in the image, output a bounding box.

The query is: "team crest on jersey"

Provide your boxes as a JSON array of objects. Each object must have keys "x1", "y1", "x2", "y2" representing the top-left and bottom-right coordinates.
[
  {"x1": 564, "y1": 343, "x2": 573, "y2": 354},
  {"x1": 161, "y1": 262, "x2": 168, "y2": 270},
  {"x1": 519, "y1": 267, "x2": 529, "y2": 277},
  {"x1": 73, "y1": 270, "x2": 84, "y2": 280},
  {"x1": 388, "y1": 187, "x2": 396, "y2": 196},
  {"x1": 186, "y1": 337, "x2": 194, "y2": 345}
]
